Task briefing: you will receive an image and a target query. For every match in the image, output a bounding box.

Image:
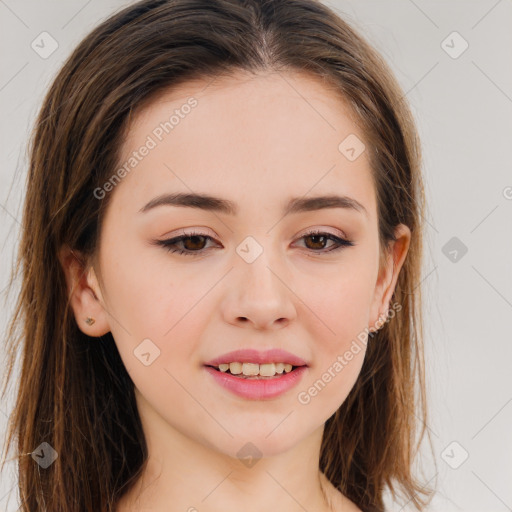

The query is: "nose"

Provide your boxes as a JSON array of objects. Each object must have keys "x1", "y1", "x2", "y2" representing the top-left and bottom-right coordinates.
[{"x1": 222, "y1": 247, "x2": 297, "y2": 331}]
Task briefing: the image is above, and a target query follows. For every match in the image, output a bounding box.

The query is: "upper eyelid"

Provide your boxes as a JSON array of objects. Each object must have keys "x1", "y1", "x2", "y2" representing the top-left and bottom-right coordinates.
[
  {"x1": 162, "y1": 229, "x2": 352, "y2": 248},
  {"x1": 153, "y1": 229, "x2": 355, "y2": 258},
  {"x1": 164, "y1": 226, "x2": 349, "y2": 241}
]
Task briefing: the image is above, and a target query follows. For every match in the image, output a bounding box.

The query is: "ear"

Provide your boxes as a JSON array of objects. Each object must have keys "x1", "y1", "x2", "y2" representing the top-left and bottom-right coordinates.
[
  {"x1": 368, "y1": 224, "x2": 411, "y2": 332},
  {"x1": 58, "y1": 244, "x2": 111, "y2": 337}
]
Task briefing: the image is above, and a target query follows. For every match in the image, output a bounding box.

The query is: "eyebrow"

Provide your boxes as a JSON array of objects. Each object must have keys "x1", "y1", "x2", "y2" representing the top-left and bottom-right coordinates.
[{"x1": 138, "y1": 192, "x2": 367, "y2": 217}]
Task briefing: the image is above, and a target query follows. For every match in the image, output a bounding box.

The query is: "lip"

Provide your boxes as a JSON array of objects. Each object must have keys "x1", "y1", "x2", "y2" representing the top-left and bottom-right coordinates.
[
  {"x1": 203, "y1": 348, "x2": 308, "y2": 367},
  {"x1": 204, "y1": 365, "x2": 308, "y2": 400}
]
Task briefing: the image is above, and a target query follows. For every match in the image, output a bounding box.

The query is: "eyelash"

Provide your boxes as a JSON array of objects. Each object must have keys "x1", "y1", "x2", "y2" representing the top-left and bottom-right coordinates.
[{"x1": 153, "y1": 229, "x2": 354, "y2": 257}]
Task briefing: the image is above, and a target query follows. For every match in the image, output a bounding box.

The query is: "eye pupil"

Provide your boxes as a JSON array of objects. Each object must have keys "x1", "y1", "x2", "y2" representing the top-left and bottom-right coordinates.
[
  {"x1": 184, "y1": 235, "x2": 207, "y2": 250},
  {"x1": 305, "y1": 234, "x2": 326, "y2": 250},
  {"x1": 157, "y1": 230, "x2": 352, "y2": 257}
]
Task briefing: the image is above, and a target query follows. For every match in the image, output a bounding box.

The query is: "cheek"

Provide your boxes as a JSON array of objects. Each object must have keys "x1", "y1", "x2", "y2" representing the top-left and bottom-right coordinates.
[
  {"x1": 99, "y1": 246, "x2": 212, "y2": 395},
  {"x1": 297, "y1": 309, "x2": 368, "y2": 419},
  {"x1": 294, "y1": 264, "x2": 373, "y2": 410},
  {"x1": 101, "y1": 236, "x2": 209, "y2": 339},
  {"x1": 296, "y1": 347, "x2": 366, "y2": 429},
  {"x1": 299, "y1": 265, "x2": 375, "y2": 345}
]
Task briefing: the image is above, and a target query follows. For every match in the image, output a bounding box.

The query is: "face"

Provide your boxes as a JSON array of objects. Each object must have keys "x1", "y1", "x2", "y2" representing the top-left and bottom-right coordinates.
[{"x1": 63, "y1": 70, "x2": 410, "y2": 459}]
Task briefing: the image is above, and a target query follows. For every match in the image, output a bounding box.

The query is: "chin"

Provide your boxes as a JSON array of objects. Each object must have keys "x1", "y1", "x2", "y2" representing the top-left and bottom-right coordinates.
[{"x1": 218, "y1": 424, "x2": 309, "y2": 460}]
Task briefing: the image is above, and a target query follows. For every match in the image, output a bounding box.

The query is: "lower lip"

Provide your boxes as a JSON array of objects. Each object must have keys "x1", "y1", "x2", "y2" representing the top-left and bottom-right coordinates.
[{"x1": 203, "y1": 365, "x2": 307, "y2": 400}]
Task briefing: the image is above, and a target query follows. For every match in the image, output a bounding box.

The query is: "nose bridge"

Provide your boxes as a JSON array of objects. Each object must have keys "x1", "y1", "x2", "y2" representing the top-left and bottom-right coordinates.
[
  {"x1": 237, "y1": 233, "x2": 283, "y2": 297},
  {"x1": 226, "y1": 232, "x2": 297, "y2": 328}
]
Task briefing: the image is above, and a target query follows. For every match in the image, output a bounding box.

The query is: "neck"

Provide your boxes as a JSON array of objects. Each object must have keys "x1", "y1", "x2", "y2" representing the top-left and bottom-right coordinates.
[{"x1": 115, "y1": 391, "x2": 335, "y2": 512}]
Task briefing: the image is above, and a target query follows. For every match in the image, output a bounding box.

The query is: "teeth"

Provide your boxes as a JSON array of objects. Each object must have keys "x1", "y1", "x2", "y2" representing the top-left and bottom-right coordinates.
[
  {"x1": 243, "y1": 362, "x2": 260, "y2": 376},
  {"x1": 275, "y1": 363, "x2": 285, "y2": 374},
  {"x1": 259, "y1": 363, "x2": 276, "y2": 377},
  {"x1": 229, "y1": 362, "x2": 242, "y2": 375},
  {"x1": 217, "y1": 362, "x2": 295, "y2": 377}
]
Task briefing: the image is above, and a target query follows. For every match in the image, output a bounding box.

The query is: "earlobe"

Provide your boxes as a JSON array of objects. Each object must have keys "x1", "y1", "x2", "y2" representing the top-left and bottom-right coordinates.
[
  {"x1": 58, "y1": 245, "x2": 110, "y2": 337},
  {"x1": 369, "y1": 224, "x2": 411, "y2": 332}
]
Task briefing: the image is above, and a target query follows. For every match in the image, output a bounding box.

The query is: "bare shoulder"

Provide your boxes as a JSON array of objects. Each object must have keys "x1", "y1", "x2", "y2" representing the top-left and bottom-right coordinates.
[
  {"x1": 320, "y1": 471, "x2": 364, "y2": 512},
  {"x1": 334, "y1": 491, "x2": 364, "y2": 512},
  {"x1": 340, "y1": 495, "x2": 364, "y2": 512}
]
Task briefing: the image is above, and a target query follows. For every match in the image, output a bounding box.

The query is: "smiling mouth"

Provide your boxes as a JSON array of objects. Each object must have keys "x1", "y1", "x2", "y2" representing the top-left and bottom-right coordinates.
[{"x1": 205, "y1": 364, "x2": 303, "y2": 379}]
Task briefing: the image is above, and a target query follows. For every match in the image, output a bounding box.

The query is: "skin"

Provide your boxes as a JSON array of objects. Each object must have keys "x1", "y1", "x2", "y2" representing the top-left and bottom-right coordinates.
[{"x1": 59, "y1": 70, "x2": 410, "y2": 512}]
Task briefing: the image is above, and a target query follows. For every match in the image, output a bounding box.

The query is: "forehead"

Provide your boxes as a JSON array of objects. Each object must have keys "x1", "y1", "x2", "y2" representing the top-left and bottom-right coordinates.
[{"x1": 109, "y1": 69, "x2": 376, "y2": 221}]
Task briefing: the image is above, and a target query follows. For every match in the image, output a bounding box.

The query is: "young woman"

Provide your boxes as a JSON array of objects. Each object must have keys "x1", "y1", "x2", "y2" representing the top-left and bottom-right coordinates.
[{"x1": 1, "y1": 1, "x2": 435, "y2": 510}]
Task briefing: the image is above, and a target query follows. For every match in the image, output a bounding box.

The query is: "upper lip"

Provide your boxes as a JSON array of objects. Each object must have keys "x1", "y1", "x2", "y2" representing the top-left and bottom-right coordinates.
[{"x1": 204, "y1": 349, "x2": 308, "y2": 367}]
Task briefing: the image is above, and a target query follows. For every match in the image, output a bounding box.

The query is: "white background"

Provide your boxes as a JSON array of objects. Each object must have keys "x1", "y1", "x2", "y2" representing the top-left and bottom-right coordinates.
[{"x1": 1, "y1": 1, "x2": 511, "y2": 510}]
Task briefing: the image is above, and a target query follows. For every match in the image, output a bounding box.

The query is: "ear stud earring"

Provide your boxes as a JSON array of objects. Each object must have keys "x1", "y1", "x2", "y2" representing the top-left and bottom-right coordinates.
[{"x1": 85, "y1": 317, "x2": 96, "y2": 326}]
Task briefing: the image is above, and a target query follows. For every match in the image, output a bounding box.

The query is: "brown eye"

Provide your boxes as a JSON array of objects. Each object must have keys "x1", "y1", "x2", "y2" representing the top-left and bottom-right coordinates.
[
  {"x1": 181, "y1": 235, "x2": 208, "y2": 251},
  {"x1": 153, "y1": 230, "x2": 354, "y2": 257},
  {"x1": 303, "y1": 234, "x2": 330, "y2": 250},
  {"x1": 296, "y1": 230, "x2": 354, "y2": 254},
  {"x1": 154, "y1": 232, "x2": 218, "y2": 256}
]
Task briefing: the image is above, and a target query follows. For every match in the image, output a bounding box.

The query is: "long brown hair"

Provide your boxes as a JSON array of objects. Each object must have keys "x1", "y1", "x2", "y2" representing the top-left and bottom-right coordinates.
[{"x1": 1, "y1": 1, "x2": 436, "y2": 510}]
